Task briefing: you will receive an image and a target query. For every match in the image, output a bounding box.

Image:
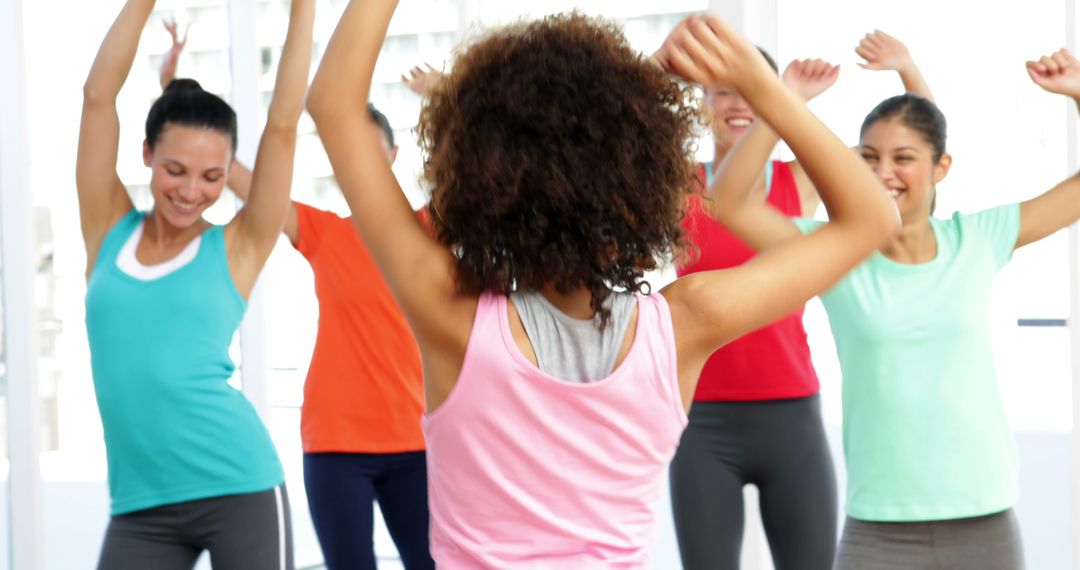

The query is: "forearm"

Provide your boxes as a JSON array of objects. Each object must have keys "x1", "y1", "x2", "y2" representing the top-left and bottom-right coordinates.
[
  {"x1": 708, "y1": 120, "x2": 779, "y2": 214},
  {"x1": 238, "y1": 0, "x2": 314, "y2": 250},
  {"x1": 84, "y1": 0, "x2": 156, "y2": 102},
  {"x1": 746, "y1": 76, "x2": 892, "y2": 231},
  {"x1": 898, "y1": 61, "x2": 934, "y2": 101},
  {"x1": 265, "y1": 0, "x2": 315, "y2": 129},
  {"x1": 159, "y1": 48, "x2": 180, "y2": 90}
]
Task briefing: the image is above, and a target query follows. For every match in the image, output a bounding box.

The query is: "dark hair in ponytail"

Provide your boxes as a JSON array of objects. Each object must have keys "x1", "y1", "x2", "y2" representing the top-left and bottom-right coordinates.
[
  {"x1": 861, "y1": 94, "x2": 946, "y2": 162},
  {"x1": 861, "y1": 94, "x2": 947, "y2": 212},
  {"x1": 146, "y1": 78, "x2": 238, "y2": 153}
]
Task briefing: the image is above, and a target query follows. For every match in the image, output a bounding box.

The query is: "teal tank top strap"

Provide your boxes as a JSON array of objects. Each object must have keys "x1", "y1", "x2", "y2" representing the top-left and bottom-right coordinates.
[{"x1": 91, "y1": 209, "x2": 143, "y2": 276}]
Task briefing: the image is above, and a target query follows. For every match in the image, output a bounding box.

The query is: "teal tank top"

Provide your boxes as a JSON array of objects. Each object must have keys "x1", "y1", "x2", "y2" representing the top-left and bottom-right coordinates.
[{"x1": 86, "y1": 210, "x2": 283, "y2": 515}]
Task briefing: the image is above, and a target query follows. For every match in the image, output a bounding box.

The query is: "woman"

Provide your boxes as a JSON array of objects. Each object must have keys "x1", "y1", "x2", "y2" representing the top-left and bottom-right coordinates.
[
  {"x1": 710, "y1": 46, "x2": 1080, "y2": 570},
  {"x1": 157, "y1": 27, "x2": 434, "y2": 568},
  {"x1": 77, "y1": 0, "x2": 313, "y2": 567},
  {"x1": 670, "y1": 30, "x2": 932, "y2": 570},
  {"x1": 306, "y1": 6, "x2": 897, "y2": 568}
]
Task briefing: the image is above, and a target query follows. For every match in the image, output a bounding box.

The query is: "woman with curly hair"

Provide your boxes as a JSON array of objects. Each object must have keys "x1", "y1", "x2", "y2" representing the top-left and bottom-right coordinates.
[{"x1": 307, "y1": 3, "x2": 898, "y2": 567}]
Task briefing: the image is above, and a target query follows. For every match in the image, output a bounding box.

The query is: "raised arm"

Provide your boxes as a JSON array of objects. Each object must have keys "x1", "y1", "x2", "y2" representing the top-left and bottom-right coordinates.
[
  {"x1": 158, "y1": 17, "x2": 188, "y2": 90},
  {"x1": 706, "y1": 58, "x2": 839, "y2": 246},
  {"x1": 1016, "y1": 49, "x2": 1080, "y2": 249},
  {"x1": 225, "y1": 0, "x2": 313, "y2": 297},
  {"x1": 77, "y1": 0, "x2": 154, "y2": 272},
  {"x1": 308, "y1": 1, "x2": 469, "y2": 347},
  {"x1": 656, "y1": 15, "x2": 898, "y2": 405},
  {"x1": 224, "y1": 160, "x2": 299, "y2": 245},
  {"x1": 856, "y1": 30, "x2": 934, "y2": 101}
]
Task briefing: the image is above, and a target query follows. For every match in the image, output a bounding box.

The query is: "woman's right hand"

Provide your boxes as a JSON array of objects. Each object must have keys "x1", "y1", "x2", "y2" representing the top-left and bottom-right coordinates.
[
  {"x1": 855, "y1": 30, "x2": 934, "y2": 100},
  {"x1": 654, "y1": 14, "x2": 775, "y2": 93},
  {"x1": 782, "y1": 58, "x2": 839, "y2": 102},
  {"x1": 855, "y1": 30, "x2": 914, "y2": 72}
]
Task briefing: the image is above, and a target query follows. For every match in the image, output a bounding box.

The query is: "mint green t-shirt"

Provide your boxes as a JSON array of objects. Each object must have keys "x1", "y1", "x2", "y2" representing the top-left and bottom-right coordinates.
[{"x1": 796, "y1": 203, "x2": 1021, "y2": 522}]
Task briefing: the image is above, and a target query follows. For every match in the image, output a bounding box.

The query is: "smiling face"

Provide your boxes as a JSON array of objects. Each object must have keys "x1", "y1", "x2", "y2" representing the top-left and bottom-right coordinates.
[
  {"x1": 859, "y1": 116, "x2": 951, "y2": 221},
  {"x1": 705, "y1": 85, "x2": 757, "y2": 150},
  {"x1": 143, "y1": 123, "x2": 232, "y2": 229}
]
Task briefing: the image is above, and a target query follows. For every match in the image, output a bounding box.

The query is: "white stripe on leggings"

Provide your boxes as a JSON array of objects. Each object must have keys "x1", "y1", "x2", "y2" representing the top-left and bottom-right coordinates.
[{"x1": 274, "y1": 485, "x2": 286, "y2": 570}]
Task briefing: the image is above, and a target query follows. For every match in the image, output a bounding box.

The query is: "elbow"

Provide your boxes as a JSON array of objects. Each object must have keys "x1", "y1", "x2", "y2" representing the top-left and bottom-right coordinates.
[
  {"x1": 707, "y1": 198, "x2": 743, "y2": 226},
  {"x1": 82, "y1": 82, "x2": 115, "y2": 107},
  {"x1": 869, "y1": 201, "x2": 902, "y2": 246},
  {"x1": 305, "y1": 84, "x2": 330, "y2": 123},
  {"x1": 264, "y1": 103, "x2": 304, "y2": 135},
  {"x1": 261, "y1": 122, "x2": 299, "y2": 144}
]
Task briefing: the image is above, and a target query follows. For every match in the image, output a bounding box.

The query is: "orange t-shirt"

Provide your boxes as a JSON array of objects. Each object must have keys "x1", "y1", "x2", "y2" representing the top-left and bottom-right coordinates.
[{"x1": 294, "y1": 202, "x2": 425, "y2": 453}]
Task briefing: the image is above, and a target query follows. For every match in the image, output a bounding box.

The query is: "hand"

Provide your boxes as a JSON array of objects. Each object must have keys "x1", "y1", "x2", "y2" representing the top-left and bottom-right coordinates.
[
  {"x1": 855, "y1": 30, "x2": 913, "y2": 72},
  {"x1": 401, "y1": 63, "x2": 445, "y2": 98},
  {"x1": 159, "y1": 17, "x2": 190, "y2": 90},
  {"x1": 782, "y1": 59, "x2": 839, "y2": 102},
  {"x1": 654, "y1": 14, "x2": 773, "y2": 92},
  {"x1": 1027, "y1": 49, "x2": 1080, "y2": 98},
  {"x1": 164, "y1": 17, "x2": 189, "y2": 54}
]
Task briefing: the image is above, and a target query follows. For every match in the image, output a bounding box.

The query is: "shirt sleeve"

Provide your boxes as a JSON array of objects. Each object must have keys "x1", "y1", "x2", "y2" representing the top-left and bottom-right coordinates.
[
  {"x1": 292, "y1": 201, "x2": 338, "y2": 260},
  {"x1": 961, "y1": 203, "x2": 1021, "y2": 271},
  {"x1": 793, "y1": 217, "x2": 825, "y2": 234}
]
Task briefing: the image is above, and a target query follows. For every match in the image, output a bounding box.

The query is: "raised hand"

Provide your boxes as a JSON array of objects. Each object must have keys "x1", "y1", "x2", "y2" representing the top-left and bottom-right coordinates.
[
  {"x1": 654, "y1": 14, "x2": 774, "y2": 91},
  {"x1": 855, "y1": 30, "x2": 913, "y2": 72},
  {"x1": 1027, "y1": 49, "x2": 1080, "y2": 98},
  {"x1": 159, "y1": 16, "x2": 189, "y2": 89},
  {"x1": 401, "y1": 63, "x2": 445, "y2": 97},
  {"x1": 164, "y1": 17, "x2": 189, "y2": 51},
  {"x1": 855, "y1": 29, "x2": 933, "y2": 100},
  {"x1": 782, "y1": 59, "x2": 839, "y2": 102}
]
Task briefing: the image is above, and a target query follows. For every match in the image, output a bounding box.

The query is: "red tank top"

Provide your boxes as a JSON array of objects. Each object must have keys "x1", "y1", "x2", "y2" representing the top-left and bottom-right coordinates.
[{"x1": 677, "y1": 160, "x2": 819, "y2": 401}]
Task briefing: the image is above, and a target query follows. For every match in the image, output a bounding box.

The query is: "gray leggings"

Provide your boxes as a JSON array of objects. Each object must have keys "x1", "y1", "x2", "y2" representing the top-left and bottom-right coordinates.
[
  {"x1": 97, "y1": 485, "x2": 293, "y2": 570},
  {"x1": 670, "y1": 395, "x2": 838, "y2": 570},
  {"x1": 834, "y1": 510, "x2": 1025, "y2": 570}
]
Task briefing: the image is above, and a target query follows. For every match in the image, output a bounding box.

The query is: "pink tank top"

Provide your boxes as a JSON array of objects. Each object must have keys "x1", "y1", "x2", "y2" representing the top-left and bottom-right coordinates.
[{"x1": 423, "y1": 292, "x2": 688, "y2": 569}]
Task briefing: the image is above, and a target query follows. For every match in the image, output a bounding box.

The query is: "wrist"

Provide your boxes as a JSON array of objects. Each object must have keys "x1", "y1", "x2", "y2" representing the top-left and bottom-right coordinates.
[
  {"x1": 730, "y1": 64, "x2": 779, "y2": 102},
  {"x1": 897, "y1": 59, "x2": 920, "y2": 76}
]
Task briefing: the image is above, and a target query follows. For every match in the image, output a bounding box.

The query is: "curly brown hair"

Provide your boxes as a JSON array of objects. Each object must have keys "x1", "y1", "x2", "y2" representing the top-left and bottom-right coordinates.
[{"x1": 418, "y1": 12, "x2": 699, "y2": 324}]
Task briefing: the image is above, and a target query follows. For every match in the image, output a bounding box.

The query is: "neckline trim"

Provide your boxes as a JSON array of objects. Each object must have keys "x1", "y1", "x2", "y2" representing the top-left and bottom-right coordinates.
[{"x1": 116, "y1": 219, "x2": 203, "y2": 281}]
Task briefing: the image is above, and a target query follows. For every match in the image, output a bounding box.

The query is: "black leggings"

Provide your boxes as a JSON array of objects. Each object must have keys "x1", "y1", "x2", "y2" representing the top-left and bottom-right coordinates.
[
  {"x1": 670, "y1": 395, "x2": 838, "y2": 570},
  {"x1": 97, "y1": 485, "x2": 293, "y2": 570}
]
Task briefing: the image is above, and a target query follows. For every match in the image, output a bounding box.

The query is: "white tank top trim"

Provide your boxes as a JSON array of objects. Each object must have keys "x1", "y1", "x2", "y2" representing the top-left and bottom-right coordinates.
[{"x1": 115, "y1": 219, "x2": 202, "y2": 280}]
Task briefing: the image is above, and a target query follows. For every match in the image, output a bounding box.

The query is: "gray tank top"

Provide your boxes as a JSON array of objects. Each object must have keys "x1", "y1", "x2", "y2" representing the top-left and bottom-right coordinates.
[{"x1": 509, "y1": 290, "x2": 637, "y2": 383}]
